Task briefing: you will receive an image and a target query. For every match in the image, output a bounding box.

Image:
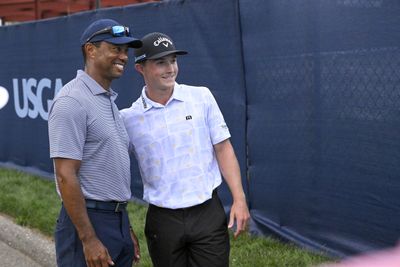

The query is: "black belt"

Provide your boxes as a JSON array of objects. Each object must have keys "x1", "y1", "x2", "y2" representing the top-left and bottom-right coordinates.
[
  {"x1": 150, "y1": 189, "x2": 218, "y2": 211},
  {"x1": 85, "y1": 199, "x2": 127, "y2": 212}
]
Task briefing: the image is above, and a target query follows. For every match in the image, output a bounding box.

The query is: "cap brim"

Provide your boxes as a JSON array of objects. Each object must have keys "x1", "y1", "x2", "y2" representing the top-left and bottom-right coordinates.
[
  {"x1": 103, "y1": 36, "x2": 143, "y2": 48},
  {"x1": 146, "y1": 50, "x2": 188, "y2": 60}
]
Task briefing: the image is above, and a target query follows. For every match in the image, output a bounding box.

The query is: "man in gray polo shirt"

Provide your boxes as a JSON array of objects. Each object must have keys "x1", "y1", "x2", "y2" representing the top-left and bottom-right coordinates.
[{"x1": 48, "y1": 19, "x2": 142, "y2": 267}]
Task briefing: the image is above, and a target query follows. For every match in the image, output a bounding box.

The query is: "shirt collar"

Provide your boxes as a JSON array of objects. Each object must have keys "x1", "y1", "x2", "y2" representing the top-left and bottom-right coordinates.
[
  {"x1": 140, "y1": 82, "x2": 185, "y2": 112},
  {"x1": 172, "y1": 83, "x2": 185, "y2": 102},
  {"x1": 76, "y1": 70, "x2": 118, "y2": 100}
]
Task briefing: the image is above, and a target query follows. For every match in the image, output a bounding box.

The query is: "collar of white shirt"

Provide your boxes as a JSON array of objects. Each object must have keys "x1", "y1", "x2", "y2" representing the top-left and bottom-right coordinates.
[{"x1": 140, "y1": 82, "x2": 185, "y2": 111}]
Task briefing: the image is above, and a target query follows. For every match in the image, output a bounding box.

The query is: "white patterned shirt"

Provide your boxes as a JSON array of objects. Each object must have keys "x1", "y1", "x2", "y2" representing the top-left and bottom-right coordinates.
[{"x1": 120, "y1": 83, "x2": 230, "y2": 209}]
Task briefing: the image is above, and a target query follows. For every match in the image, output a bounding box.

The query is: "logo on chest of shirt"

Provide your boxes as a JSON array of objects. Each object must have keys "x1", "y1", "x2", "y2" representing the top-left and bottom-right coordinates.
[{"x1": 186, "y1": 115, "x2": 192, "y2": 120}]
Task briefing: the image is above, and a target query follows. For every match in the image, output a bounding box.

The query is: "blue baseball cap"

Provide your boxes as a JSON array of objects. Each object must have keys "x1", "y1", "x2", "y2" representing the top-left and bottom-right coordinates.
[{"x1": 80, "y1": 19, "x2": 142, "y2": 48}]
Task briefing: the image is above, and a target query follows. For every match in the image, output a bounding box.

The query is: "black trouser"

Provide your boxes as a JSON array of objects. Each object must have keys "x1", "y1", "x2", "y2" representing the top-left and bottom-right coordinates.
[{"x1": 145, "y1": 190, "x2": 230, "y2": 267}]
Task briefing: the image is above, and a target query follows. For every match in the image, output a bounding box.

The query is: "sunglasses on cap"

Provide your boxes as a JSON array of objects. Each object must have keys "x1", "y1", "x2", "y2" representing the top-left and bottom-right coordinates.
[{"x1": 85, "y1": 25, "x2": 131, "y2": 43}]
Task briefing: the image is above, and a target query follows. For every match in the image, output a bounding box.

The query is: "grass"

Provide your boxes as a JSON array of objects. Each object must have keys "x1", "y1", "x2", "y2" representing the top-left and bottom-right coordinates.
[{"x1": 0, "y1": 168, "x2": 335, "y2": 267}]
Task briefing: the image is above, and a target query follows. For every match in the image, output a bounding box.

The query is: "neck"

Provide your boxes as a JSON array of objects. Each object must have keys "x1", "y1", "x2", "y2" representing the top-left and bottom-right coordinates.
[
  {"x1": 145, "y1": 85, "x2": 174, "y2": 105},
  {"x1": 85, "y1": 67, "x2": 111, "y2": 91}
]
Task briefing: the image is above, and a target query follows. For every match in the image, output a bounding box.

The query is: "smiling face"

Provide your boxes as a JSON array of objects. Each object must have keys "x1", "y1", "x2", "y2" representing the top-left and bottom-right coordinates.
[
  {"x1": 85, "y1": 41, "x2": 129, "y2": 89},
  {"x1": 135, "y1": 54, "x2": 178, "y2": 96}
]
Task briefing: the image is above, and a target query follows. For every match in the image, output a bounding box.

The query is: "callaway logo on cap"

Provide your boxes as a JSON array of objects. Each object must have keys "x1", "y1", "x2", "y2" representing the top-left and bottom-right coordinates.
[{"x1": 134, "y1": 32, "x2": 188, "y2": 63}]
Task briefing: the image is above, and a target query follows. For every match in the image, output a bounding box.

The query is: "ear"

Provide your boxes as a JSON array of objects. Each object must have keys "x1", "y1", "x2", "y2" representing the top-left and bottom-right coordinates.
[
  {"x1": 135, "y1": 63, "x2": 144, "y2": 75},
  {"x1": 84, "y1": 43, "x2": 97, "y2": 59}
]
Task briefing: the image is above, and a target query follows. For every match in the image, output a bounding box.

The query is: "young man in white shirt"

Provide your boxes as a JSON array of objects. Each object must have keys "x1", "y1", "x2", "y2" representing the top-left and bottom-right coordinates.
[{"x1": 121, "y1": 32, "x2": 250, "y2": 267}]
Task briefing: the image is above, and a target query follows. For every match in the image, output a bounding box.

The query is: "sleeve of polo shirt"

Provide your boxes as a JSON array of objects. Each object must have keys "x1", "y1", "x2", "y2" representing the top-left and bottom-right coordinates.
[
  {"x1": 204, "y1": 88, "x2": 231, "y2": 145},
  {"x1": 48, "y1": 96, "x2": 86, "y2": 160}
]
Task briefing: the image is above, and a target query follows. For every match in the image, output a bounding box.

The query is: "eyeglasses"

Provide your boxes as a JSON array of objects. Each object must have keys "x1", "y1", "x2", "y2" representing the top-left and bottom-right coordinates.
[{"x1": 85, "y1": 25, "x2": 131, "y2": 43}]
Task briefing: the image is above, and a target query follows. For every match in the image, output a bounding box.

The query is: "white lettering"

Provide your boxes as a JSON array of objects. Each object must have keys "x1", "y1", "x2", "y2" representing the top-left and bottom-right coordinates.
[
  {"x1": 12, "y1": 78, "x2": 63, "y2": 120},
  {"x1": 13, "y1": 78, "x2": 28, "y2": 118},
  {"x1": 25, "y1": 78, "x2": 39, "y2": 119},
  {"x1": 37, "y1": 78, "x2": 51, "y2": 120},
  {"x1": 153, "y1": 37, "x2": 173, "y2": 47}
]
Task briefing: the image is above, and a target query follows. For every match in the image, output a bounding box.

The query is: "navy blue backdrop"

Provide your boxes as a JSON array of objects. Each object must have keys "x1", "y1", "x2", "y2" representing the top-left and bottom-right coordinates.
[
  {"x1": 242, "y1": 0, "x2": 400, "y2": 256},
  {"x1": 0, "y1": 0, "x2": 399, "y2": 258}
]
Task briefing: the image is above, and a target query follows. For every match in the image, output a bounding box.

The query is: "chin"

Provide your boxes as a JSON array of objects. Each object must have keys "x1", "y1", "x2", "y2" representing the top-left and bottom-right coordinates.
[
  {"x1": 165, "y1": 80, "x2": 175, "y2": 87},
  {"x1": 112, "y1": 72, "x2": 124, "y2": 79}
]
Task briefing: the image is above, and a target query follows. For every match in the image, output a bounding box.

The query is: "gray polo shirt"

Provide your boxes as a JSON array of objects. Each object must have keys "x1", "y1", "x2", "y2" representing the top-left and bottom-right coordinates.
[{"x1": 48, "y1": 70, "x2": 131, "y2": 201}]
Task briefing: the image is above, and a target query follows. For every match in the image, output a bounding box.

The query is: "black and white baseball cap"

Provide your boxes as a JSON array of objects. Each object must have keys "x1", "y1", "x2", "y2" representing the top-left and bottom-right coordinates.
[{"x1": 134, "y1": 32, "x2": 187, "y2": 63}]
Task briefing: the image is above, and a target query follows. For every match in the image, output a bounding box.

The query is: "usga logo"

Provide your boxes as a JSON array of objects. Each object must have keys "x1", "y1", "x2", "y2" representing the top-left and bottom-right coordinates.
[
  {"x1": 1, "y1": 78, "x2": 63, "y2": 120},
  {"x1": 0, "y1": 86, "x2": 9, "y2": 110},
  {"x1": 13, "y1": 78, "x2": 63, "y2": 121}
]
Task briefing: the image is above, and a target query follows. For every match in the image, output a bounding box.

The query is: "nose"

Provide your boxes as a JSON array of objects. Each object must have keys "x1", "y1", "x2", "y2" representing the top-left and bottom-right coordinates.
[{"x1": 166, "y1": 61, "x2": 175, "y2": 71}]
